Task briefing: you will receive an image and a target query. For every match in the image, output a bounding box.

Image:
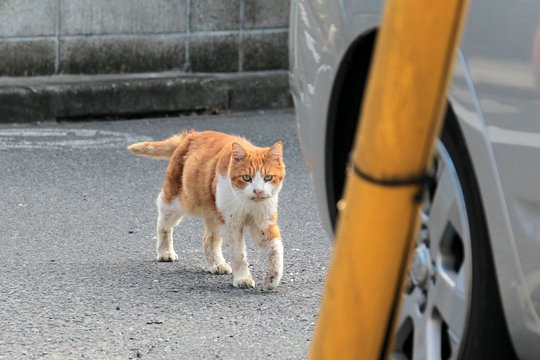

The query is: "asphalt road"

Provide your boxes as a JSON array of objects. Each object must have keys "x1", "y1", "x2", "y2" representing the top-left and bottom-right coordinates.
[{"x1": 0, "y1": 111, "x2": 331, "y2": 359}]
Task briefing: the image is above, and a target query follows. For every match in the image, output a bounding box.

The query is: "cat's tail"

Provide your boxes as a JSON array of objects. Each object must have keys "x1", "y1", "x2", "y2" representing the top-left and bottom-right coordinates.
[{"x1": 128, "y1": 133, "x2": 186, "y2": 160}]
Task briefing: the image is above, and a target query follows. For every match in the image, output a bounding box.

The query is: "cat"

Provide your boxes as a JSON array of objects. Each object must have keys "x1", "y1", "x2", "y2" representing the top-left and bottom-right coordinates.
[{"x1": 128, "y1": 130, "x2": 286, "y2": 290}]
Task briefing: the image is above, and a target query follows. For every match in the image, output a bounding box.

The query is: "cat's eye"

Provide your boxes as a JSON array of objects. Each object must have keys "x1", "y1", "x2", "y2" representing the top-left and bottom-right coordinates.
[
  {"x1": 263, "y1": 175, "x2": 273, "y2": 182},
  {"x1": 242, "y1": 175, "x2": 252, "y2": 182}
]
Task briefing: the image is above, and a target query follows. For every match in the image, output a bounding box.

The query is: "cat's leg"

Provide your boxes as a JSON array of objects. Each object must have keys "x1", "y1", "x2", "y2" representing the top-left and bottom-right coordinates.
[
  {"x1": 223, "y1": 223, "x2": 255, "y2": 288},
  {"x1": 248, "y1": 222, "x2": 283, "y2": 290},
  {"x1": 203, "y1": 216, "x2": 232, "y2": 274},
  {"x1": 156, "y1": 191, "x2": 184, "y2": 262}
]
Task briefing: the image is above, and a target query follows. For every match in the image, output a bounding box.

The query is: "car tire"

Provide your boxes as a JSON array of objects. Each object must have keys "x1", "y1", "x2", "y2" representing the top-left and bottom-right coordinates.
[
  {"x1": 329, "y1": 34, "x2": 517, "y2": 358},
  {"x1": 391, "y1": 110, "x2": 517, "y2": 360},
  {"x1": 440, "y1": 112, "x2": 517, "y2": 359}
]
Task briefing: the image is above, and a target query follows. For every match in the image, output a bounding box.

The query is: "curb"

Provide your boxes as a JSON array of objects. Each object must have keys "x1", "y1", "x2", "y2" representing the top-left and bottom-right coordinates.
[{"x1": 0, "y1": 71, "x2": 292, "y2": 123}]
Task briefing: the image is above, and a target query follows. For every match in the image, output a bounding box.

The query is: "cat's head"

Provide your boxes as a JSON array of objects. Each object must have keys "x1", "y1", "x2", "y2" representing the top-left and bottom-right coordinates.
[{"x1": 228, "y1": 141, "x2": 286, "y2": 202}]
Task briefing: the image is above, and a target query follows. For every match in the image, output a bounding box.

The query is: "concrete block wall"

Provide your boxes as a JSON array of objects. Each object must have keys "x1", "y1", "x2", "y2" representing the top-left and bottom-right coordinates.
[{"x1": 0, "y1": 0, "x2": 289, "y2": 76}]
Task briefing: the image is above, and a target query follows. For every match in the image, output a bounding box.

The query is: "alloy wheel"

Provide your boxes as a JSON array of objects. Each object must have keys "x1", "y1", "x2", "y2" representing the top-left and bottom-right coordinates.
[{"x1": 393, "y1": 141, "x2": 472, "y2": 360}]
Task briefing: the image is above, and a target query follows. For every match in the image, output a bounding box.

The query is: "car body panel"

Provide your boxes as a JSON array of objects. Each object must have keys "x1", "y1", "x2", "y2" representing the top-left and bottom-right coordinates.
[
  {"x1": 289, "y1": 0, "x2": 381, "y2": 233},
  {"x1": 290, "y1": 0, "x2": 540, "y2": 358},
  {"x1": 451, "y1": 52, "x2": 540, "y2": 358},
  {"x1": 461, "y1": 0, "x2": 540, "y2": 328}
]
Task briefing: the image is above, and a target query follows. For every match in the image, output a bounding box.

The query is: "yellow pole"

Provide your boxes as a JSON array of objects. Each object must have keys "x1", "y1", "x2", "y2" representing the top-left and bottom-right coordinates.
[{"x1": 309, "y1": 1, "x2": 469, "y2": 359}]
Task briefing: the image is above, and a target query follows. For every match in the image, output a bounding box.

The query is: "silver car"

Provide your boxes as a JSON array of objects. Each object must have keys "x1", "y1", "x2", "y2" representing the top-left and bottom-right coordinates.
[{"x1": 290, "y1": 1, "x2": 540, "y2": 359}]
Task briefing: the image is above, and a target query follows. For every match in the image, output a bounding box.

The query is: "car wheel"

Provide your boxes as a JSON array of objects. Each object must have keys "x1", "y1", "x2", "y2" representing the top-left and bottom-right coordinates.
[{"x1": 391, "y1": 114, "x2": 516, "y2": 359}]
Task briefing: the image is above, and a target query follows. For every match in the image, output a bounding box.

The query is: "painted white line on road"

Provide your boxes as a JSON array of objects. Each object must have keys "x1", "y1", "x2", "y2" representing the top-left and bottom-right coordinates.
[{"x1": 0, "y1": 129, "x2": 152, "y2": 150}]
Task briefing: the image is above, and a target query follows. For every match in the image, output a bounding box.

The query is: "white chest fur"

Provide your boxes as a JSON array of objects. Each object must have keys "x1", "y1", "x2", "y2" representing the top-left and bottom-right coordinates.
[{"x1": 214, "y1": 174, "x2": 284, "y2": 290}]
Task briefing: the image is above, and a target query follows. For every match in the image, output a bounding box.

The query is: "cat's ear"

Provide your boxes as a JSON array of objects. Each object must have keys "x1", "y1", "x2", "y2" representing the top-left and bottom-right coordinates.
[
  {"x1": 267, "y1": 141, "x2": 283, "y2": 159},
  {"x1": 231, "y1": 142, "x2": 247, "y2": 162}
]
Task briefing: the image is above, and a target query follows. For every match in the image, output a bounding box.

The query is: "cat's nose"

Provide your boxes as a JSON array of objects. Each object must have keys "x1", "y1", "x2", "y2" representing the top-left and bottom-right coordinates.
[{"x1": 253, "y1": 189, "x2": 263, "y2": 195}]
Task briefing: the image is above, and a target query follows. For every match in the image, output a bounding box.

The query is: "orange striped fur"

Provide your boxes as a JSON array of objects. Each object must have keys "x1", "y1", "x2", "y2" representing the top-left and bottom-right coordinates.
[{"x1": 128, "y1": 130, "x2": 286, "y2": 290}]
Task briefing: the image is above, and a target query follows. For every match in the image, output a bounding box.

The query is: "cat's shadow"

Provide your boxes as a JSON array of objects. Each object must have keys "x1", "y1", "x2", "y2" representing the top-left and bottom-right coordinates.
[
  {"x1": 165, "y1": 267, "x2": 282, "y2": 297},
  {"x1": 104, "y1": 259, "x2": 282, "y2": 297}
]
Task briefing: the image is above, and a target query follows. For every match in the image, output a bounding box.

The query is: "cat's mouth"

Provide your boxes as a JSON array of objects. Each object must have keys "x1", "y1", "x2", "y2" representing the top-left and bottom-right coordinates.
[{"x1": 251, "y1": 196, "x2": 270, "y2": 202}]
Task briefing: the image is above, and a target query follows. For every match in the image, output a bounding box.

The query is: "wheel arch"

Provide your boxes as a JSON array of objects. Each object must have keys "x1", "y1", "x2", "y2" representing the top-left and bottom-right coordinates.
[
  {"x1": 325, "y1": 28, "x2": 377, "y2": 230},
  {"x1": 325, "y1": 25, "x2": 525, "y2": 356}
]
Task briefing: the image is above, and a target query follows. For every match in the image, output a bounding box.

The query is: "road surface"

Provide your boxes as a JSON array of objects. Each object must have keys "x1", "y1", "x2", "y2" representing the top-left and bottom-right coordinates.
[{"x1": 0, "y1": 110, "x2": 331, "y2": 359}]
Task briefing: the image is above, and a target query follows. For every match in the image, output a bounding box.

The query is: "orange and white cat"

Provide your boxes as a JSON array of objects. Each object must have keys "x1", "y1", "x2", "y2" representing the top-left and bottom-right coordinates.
[{"x1": 128, "y1": 130, "x2": 286, "y2": 290}]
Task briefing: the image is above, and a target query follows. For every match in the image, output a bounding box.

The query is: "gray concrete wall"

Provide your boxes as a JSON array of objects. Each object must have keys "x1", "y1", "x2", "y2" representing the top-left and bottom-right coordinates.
[{"x1": 0, "y1": 0, "x2": 289, "y2": 76}]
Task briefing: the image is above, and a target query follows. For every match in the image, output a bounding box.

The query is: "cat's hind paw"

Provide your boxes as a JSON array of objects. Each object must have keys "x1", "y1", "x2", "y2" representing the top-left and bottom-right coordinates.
[
  {"x1": 157, "y1": 250, "x2": 179, "y2": 262},
  {"x1": 233, "y1": 276, "x2": 256, "y2": 289},
  {"x1": 208, "y1": 262, "x2": 232, "y2": 275}
]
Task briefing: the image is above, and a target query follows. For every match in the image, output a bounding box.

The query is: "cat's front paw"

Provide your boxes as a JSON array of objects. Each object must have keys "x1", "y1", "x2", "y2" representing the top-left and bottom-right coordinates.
[
  {"x1": 157, "y1": 250, "x2": 179, "y2": 262},
  {"x1": 233, "y1": 276, "x2": 256, "y2": 289},
  {"x1": 208, "y1": 262, "x2": 232, "y2": 275},
  {"x1": 264, "y1": 271, "x2": 282, "y2": 291}
]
